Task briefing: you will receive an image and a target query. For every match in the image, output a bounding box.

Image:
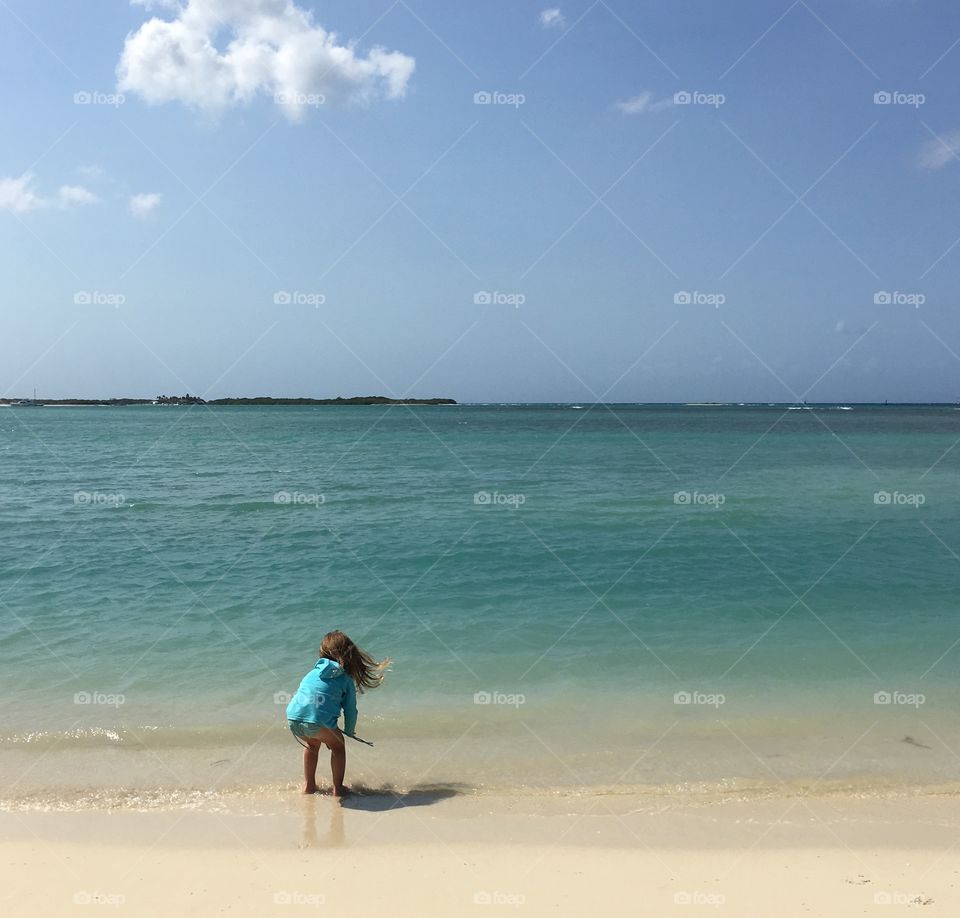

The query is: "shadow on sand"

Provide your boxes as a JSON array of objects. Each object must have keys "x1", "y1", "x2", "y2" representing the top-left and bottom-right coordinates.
[{"x1": 339, "y1": 782, "x2": 467, "y2": 812}]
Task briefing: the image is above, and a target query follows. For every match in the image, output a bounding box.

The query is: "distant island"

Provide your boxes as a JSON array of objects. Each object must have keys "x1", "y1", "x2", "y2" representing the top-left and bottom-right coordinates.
[{"x1": 0, "y1": 394, "x2": 457, "y2": 407}]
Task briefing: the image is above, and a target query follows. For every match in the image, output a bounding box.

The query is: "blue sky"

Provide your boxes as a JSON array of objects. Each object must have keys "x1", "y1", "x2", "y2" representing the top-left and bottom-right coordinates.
[{"x1": 1, "y1": 0, "x2": 959, "y2": 402}]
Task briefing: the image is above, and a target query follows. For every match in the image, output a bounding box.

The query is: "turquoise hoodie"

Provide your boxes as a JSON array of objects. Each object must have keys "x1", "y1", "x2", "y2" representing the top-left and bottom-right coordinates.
[{"x1": 286, "y1": 657, "x2": 358, "y2": 735}]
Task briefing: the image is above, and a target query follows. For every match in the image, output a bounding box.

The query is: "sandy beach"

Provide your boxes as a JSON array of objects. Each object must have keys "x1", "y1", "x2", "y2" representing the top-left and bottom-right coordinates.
[{"x1": 3, "y1": 792, "x2": 959, "y2": 916}]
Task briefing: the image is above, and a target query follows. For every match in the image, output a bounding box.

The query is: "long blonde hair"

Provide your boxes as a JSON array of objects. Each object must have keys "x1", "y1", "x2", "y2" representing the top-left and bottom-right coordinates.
[{"x1": 320, "y1": 630, "x2": 391, "y2": 693}]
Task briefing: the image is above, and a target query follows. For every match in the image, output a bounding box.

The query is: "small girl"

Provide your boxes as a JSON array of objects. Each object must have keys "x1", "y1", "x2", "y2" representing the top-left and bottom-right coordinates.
[{"x1": 286, "y1": 630, "x2": 390, "y2": 796}]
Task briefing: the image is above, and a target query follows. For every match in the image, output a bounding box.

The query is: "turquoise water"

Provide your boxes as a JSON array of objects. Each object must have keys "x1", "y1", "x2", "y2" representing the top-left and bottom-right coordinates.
[{"x1": 1, "y1": 404, "x2": 959, "y2": 805}]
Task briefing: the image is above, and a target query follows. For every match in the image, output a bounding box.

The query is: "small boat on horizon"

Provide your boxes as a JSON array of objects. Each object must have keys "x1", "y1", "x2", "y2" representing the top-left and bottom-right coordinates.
[{"x1": 10, "y1": 388, "x2": 43, "y2": 408}]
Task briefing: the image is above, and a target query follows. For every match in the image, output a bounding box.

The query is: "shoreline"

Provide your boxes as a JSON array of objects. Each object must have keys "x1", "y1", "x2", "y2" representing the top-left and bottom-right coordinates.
[
  {"x1": 5, "y1": 702, "x2": 959, "y2": 807},
  {"x1": 4, "y1": 790, "x2": 960, "y2": 846},
  {"x1": 8, "y1": 775, "x2": 960, "y2": 815}
]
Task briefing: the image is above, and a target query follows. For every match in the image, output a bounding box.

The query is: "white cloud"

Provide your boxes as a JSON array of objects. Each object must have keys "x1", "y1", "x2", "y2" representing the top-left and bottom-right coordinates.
[
  {"x1": 58, "y1": 185, "x2": 98, "y2": 206},
  {"x1": 539, "y1": 8, "x2": 566, "y2": 29},
  {"x1": 130, "y1": 192, "x2": 162, "y2": 218},
  {"x1": 0, "y1": 174, "x2": 44, "y2": 213},
  {"x1": 917, "y1": 131, "x2": 960, "y2": 170},
  {"x1": 615, "y1": 92, "x2": 673, "y2": 115},
  {"x1": 118, "y1": 0, "x2": 416, "y2": 120},
  {"x1": 0, "y1": 174, "x2": 97, "y2": 213}
]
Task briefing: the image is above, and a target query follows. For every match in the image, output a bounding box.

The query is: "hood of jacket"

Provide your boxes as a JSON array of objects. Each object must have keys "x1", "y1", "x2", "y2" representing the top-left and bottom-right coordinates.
[{"x1": 314, "y1": 657, "x2": 345, "y2": 679}]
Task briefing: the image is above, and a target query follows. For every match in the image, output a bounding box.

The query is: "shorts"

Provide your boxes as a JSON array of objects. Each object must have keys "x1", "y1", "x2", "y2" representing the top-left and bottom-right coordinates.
[{"x1": 288, "y1": 720, "x2": 326, "y2": 739}]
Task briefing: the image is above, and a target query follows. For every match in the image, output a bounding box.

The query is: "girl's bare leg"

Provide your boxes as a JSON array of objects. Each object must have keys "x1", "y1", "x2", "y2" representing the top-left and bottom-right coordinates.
[
  {"x1": 302, "y1": 738, "x2": 321, "y2": 794},
  {"x1": 329, "y1": 739, "x2": 347, "y2": 797},
  {"x1": 301, "y1": 728, "x2": 348, "y2": 797}
]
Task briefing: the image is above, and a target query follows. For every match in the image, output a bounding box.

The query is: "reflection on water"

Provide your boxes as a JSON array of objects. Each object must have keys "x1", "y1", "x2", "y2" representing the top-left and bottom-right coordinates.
[
  {"x1": 300, "y1": 795, "x2": 345, "y2": 848},
  {"x1": 299, "y1": 783, "x2": 465, "y2": 847}
]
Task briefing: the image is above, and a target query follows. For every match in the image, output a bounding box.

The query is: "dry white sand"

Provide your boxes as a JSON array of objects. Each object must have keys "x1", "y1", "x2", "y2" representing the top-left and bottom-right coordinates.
[{"x1": 2, "y1": 793, "x2": 958, "y2": 916}]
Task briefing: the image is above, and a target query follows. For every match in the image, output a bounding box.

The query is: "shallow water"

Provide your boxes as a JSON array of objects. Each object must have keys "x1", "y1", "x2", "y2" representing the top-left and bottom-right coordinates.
[{"x1": 1, "y1": 404, "x2": 958, "y2": 806}]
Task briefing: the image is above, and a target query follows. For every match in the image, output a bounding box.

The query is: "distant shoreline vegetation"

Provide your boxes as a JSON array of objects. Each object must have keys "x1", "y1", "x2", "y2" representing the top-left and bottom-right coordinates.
[
  {"x1": 1, "y1": 397, "x2": 957, "y2": 408},
  {"x1": 0, "y1": 394, "x2": 458, "y2": 407}
]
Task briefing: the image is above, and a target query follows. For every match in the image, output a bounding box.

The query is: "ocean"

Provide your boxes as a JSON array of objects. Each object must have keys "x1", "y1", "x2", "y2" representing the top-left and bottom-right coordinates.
[{"x1": 1, "y1": 403, "x2": 958, "y2": 809}]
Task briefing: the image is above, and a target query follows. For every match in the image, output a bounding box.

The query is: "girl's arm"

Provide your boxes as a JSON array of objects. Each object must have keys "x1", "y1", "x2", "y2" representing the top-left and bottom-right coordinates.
[{"x1": 342, "y1": 678, "x2": 358, "y2": 736}]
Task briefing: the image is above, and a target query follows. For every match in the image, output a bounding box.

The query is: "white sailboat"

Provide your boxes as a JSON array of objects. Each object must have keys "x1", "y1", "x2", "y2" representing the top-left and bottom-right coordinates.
[{"x1": 11, "y1": 388, "x2": 43, "y2": 407}]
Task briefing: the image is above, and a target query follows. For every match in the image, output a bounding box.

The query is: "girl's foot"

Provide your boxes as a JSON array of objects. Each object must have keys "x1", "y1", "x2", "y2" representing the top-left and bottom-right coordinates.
[
  {"x1": 332, "y1": 785, "x2": 351, "y2": 799},
  {"x1": 303, "y1": 784, "x2": 318, "y2": 795}
]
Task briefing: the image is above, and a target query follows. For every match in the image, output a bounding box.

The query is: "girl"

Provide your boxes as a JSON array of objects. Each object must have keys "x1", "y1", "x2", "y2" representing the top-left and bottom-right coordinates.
[{"x1": 286, "y1": 630, "x2": 390, "y2": 796}]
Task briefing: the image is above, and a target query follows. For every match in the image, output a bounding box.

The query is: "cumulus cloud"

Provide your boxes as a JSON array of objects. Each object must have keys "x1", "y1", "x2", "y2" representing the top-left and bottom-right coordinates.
[
  {"x1": 0, "y1": 174, "x2": 97, "y2": 213},
  {"x1": 118, "y1": 0, "x2": 416, "y2": 120},
  {"x1": 130, "y1": 192, "x2": 162, "y2": 218},
  {"x1": 615, "y1": 92, "x2": 673, "y2": 115},
  {"x1": 539, "y1": 8, "x2": 566, "y2": 29},
  {"x1": 58, "y1": 185, "x2": 98, "y2": 206},
  {"x1": 917, "y1": 131, "x2": 960, "y2": 170},
  {"x1": 0, "y1": 175, "x2": 44, "y2": 213}
]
